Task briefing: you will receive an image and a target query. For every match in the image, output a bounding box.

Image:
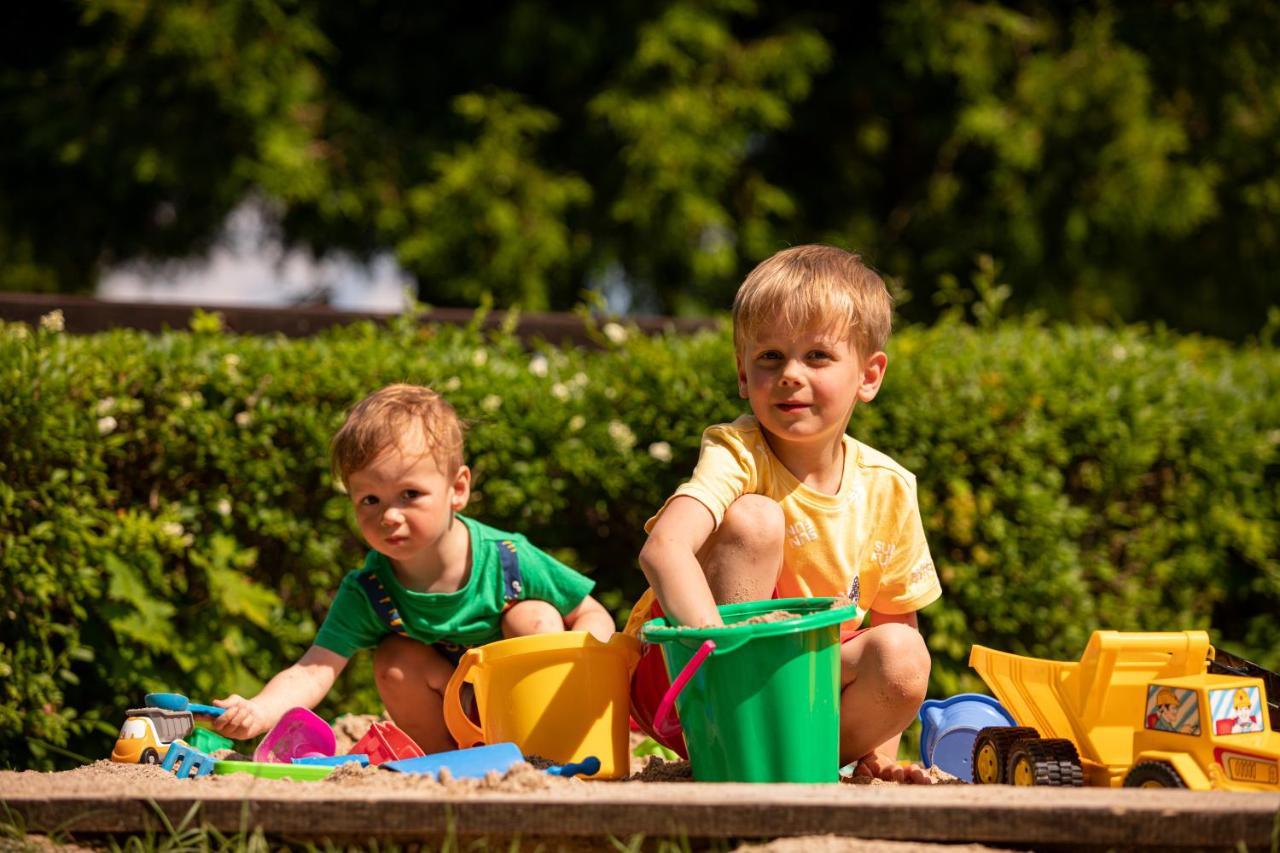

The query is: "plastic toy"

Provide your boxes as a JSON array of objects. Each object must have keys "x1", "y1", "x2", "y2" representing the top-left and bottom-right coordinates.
[
  {"x1": 642, "y1": 596, "x2": 860, "y2": 783},
  {"x1": 144, "y1": 692, "x2": 226, "y2": 717},
  {"x1": 384, "y1": 742, "x2": 525, "y2": 778},
  {"x1": 349, "y1": 720, "x2": 424, "y2": 765},
  {"x1": 292, "y1": 754, "x2": 371, "y2": 768},
  {"x1": 545, "y1": 756, "x2": 601, "y2": 777},
  {"x1": 442, "y1": 631, "x2": 640, "y2": 779},
  {"x1": 110, "y1": 707, "x2": 193, "y2": 765},
  {"x1": 968, "y1": 630, "x2": 1280, "y2": 790},
  {"x1": 253, "y1": 707, "x2": 336, "y2": 763},
  {"x1": 383, "y1": 742, "x2": 602, "y2": 779},
  {"x1": 213, "y1": 760, "x2": 334, "y2": 781},
  {"x1": 917, "y1": 693, "x2": 1016, "y2": 781},
  {"x1": 161, "y1": 742, "x2": 216, "y2": 778},
  {"x1": 185, "y1": 727, "x2": 233, "y2": 753}
]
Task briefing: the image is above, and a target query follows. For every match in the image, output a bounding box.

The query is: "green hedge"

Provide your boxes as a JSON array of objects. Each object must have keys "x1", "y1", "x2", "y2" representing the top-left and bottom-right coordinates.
[{"x1": 2, "y1": 312, "x2": 1277, "y2": 769}]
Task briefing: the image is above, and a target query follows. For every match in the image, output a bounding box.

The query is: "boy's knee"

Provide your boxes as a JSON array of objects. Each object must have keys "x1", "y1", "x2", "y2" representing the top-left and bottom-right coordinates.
[
  {"x1": 501, "y1": 599, "x2": 565, "y2": 638},
  {"x1": 849, "y1": 623, "x2": 931, "y2": 703},
  {"x1": 719, "y1": 494, "x2": 785, "y2": 552}
]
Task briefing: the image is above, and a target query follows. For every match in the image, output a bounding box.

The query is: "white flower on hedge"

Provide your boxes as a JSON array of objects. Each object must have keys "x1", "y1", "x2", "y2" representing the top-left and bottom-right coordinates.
[
  {"x1": 608, "y1": 420, "x2": 636, "y2": 451},
  {"x1": 529, "y1": 354, "x2": 549, "y2": 377},
  {"x1": 603, "y1": 322, "x2": 628, "y2": 345},
  {"x1": 568, "y1": 415, "x2": 586, "y2": 432},
  {"x1": 96, "y1": 397, "x2": 116, "y2": 415},
  {"x1": 39, "y1": 310, "x2": 65, "y2": 332},
  {"x1": 571, "y1": 372, "x2": 589, "y2": 388},
  {"x1": 551, "y1": 383, "x2": 570, "y2": 401},
  {"x1": 481, "y1": 394, "x2": 502, "y2": 412},
  {"x1": 442, "y1": 376, "x2": 461, "y2": 392},
  {"x1": 648, "y1": 441, "x2": 673, "y2": 462},
  {"x1": 9, "y1": 324, "x2": 29, "y2": 339},
  {"x1": 96, "y1": 416, "x2": 117, "y2": 435},
  {"x1": 472, "y1": 349, "x2": 489, "y2": 367},
  {"x1": 235, "y1": 411, "x2": 253, "y2": 427},
  {"x1": 161, "y1": 521, "x2": 184, "y2": 539},
  {"x1": 216, "y1": 499, "x2": 232, "y2": 517}
]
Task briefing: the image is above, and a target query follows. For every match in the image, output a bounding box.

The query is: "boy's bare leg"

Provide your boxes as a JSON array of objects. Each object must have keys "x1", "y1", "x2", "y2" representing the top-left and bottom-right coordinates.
[
  {"x1": 838, "y1": 623, "x2": 932, "y2": 783},
  {"x1": 373, "y1": 635, "x2": 458, "y2": 754},
  {"x1": 698, "y1": 494, "x2": 785, "y2": 604},
  {"x1": 501, "y1": 599, "x2": 566, "y2": 636}
]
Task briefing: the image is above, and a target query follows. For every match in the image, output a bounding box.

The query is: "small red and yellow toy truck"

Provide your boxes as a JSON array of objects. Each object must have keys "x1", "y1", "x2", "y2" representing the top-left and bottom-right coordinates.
[{"x1": 968, "y1": 630, "x2": 1280, "y2": 790}]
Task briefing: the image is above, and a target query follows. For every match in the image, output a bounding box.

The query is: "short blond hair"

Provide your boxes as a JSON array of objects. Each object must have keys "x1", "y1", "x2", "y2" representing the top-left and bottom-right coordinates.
[
  {"x1": 331, "y1": 384, "x2": 465, "y2": 486},
  {"x1": 733, "y1": 245, "x2": 893, "y2": 356}
]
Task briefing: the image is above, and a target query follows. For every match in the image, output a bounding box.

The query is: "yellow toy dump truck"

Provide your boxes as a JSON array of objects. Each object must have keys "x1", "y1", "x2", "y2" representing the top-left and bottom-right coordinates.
[
  {"x1": 110, "y1": 707, "x2": 193, "y2": 765},
  {"x1": 968, "y1": 630, "x2": 1280, "y2": 790}
]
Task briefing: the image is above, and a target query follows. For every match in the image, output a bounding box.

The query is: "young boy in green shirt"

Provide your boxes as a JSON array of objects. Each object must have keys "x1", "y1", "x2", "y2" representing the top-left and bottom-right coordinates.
[{"x1": 213, "y1": 384, "x2": 614, "y2": 753}]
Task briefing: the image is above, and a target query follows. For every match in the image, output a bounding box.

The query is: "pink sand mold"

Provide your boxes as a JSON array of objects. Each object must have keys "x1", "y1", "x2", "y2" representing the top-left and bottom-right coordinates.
[{"x1": 253, "y1": 707, "x2": 336, "y2": 764}]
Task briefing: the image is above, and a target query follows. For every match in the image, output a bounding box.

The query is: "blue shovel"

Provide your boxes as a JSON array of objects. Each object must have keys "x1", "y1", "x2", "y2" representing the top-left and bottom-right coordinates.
[
  {"x1": 384, "y1": 742, "x2": 600, "y2": 779},
  {"x1": 145, "y1": 692, "x2": 226, "y2": 717}
]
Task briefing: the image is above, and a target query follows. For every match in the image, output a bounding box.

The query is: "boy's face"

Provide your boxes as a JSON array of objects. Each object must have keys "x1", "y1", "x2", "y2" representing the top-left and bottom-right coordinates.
[
  {"x1": 346, "y1": 425, "x2": 470, "y2": 564},
  {"x1": 737, "y1": 326, "x2": 885, "y2": 450}
]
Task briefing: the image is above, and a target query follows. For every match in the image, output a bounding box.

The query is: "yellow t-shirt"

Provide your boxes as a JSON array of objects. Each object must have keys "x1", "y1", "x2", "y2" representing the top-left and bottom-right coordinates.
[{"x1": 624, "y1": 415, "x2": 941, "y2": 639}]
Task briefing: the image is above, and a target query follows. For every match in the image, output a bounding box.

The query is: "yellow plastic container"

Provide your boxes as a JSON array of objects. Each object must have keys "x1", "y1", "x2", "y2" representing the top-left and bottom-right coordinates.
[{"x1": 442, "y1": 632, "x2": 641, "y2": 779}]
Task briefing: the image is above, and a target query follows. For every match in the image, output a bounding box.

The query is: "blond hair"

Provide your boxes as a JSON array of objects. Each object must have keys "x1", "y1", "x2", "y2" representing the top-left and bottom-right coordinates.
[
  {"x1": 331, "y1": 384, "x2": 465, "y2": 486},
  {"x1": 733, "y1": 245, "x2": 893, "y2": 356}
]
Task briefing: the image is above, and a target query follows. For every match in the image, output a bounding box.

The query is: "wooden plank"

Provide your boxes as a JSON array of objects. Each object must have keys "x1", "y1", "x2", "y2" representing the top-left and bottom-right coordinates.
[
  {"x1": 4, "y1": 784, "x2": 1278, "y2": 849},
  {"x1": 0, "y1": 292, "x2": 715, "y2": 345}
]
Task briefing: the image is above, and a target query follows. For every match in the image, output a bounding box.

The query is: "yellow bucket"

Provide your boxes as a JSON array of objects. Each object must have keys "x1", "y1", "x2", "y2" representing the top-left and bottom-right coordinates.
[{"x1": 442, "y1": 632, "x2": 641, "y2": 779}]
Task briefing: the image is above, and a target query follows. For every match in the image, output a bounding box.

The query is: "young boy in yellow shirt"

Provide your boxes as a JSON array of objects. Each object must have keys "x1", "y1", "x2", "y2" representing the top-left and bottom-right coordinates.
[
  {"x1": 625, "y1": 245, "x2": 941, "y2": 783},
  {"x1": 214, "y1": 384, "x2": 614, "y2": 752}
]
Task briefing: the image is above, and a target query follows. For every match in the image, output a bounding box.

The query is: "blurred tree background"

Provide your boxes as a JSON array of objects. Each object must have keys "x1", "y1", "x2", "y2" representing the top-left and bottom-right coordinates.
[{"x1": 2, "y1": 0, "x2": 1277, "y2": 337}]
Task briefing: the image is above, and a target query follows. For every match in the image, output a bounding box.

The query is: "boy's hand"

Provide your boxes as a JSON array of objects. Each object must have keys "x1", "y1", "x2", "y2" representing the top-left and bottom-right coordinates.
[
  {"x1": 211, "y1": 694, "x2": 269, "y2": 741},
  {"x1": 851, "y1": 751, "x2": 935, "y2": 785}
]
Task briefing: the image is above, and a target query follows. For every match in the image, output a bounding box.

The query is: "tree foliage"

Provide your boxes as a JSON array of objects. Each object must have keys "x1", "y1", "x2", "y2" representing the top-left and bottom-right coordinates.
[{"x1": 2, "y1": 1, "x2": 1277, "y2": 336}]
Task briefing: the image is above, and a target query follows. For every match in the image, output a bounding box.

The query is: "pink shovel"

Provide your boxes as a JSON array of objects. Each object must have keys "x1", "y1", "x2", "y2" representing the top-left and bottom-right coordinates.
[{"x1": 253, "y1": 707, "x2": 337, "y2": 764}]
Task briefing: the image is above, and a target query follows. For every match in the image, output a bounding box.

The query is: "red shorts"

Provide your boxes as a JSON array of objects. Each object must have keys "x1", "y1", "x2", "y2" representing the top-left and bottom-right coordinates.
[{"x1": 629, "y1": 599, "x2": 869, "y2": 758}]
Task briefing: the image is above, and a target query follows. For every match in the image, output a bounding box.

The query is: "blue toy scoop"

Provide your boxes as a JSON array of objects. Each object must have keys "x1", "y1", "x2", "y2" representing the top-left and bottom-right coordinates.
[
  {"x1": 383, "y1": 743, "x2": 602, "y2": 779},
  {"x1": 145, "y1": 692, "x2": 226, "y2": 717}
]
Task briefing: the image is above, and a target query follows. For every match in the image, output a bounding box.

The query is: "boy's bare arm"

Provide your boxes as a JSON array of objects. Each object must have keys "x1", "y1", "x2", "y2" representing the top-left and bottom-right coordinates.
[
  {"x1": 563, "y1": 594, "x2": 616, "y2": 642},
  {"x1": 212, "y1": 645, "x2": 348, "y2": 740},
  {"x1": 637, "y1": 496, "x2": 722, "y2": 628}
]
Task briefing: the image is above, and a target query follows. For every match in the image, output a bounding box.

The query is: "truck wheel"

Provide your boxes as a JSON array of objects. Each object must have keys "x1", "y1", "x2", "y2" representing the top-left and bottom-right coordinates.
[
  {"x1": 1007, "y1": 738, "x2": 1082, "y2": 786},
  {"x1": 1124, "y1": 761, "x2": 1186, "y2": 789},
  {"x1": 972, "y1": 726, "x2": 1039, "y2": 784},
  {"x1": 140, "y1": 748, "x2": 160, "y2": 765}
]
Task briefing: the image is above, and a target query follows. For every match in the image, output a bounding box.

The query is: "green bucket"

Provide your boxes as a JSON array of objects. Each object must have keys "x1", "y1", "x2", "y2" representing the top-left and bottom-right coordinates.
[{"x1": 641, "y1": 596, "x2": 861, "y2": 783}]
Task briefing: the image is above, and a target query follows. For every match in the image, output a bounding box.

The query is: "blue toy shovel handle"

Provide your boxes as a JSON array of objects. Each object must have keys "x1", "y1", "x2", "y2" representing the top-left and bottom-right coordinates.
[
  {"x1": 545, "y1": 756, "x2": 600, "y2": 778},
  {"x1": 145, "y1": 692, "x2": 226, "y2": 717}
]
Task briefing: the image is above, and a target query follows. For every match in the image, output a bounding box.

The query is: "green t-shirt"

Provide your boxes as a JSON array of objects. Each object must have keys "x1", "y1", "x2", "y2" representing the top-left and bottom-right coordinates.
[{"x1": 314, "y1": 515, "x2": 595, "y2": 658}]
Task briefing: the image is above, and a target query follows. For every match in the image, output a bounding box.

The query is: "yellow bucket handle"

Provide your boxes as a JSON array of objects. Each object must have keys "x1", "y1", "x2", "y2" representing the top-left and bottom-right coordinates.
[{"x1": 443, "y1": 648, "x2": 487, "y2": 749}]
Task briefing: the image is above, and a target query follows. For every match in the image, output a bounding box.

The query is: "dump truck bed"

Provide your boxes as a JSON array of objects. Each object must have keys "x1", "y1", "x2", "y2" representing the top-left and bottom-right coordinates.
[{"x1": 969, "y1": 631, "x2": 1214, "y2": 768}]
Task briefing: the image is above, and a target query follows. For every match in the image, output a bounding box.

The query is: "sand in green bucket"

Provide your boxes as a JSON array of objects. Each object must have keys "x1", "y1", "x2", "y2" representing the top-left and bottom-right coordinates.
[{"x1": 641, "y1": 596, "x2": 862, "y2": 783}]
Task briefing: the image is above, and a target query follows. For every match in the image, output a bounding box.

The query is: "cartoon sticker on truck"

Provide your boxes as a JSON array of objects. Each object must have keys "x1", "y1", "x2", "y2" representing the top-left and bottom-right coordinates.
[
  {"x1": 967, "y1": 630, "x2": 1280, "y2": 791},
  {"x1": 1145, "y1": 686, "x2": 1200, "y2": 735}
]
